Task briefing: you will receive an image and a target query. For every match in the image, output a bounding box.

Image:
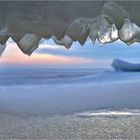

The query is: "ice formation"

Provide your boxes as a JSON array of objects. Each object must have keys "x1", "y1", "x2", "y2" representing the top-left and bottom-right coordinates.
[
  {"x1": 119, "y1": 19, "x2": 140, "y2": 44},
  {"x1": 112, "y1": 59, "x2": 140, "y2": 71},
  {"x1": 0, "y1": 1, "x2": 140, "y2": 56}
]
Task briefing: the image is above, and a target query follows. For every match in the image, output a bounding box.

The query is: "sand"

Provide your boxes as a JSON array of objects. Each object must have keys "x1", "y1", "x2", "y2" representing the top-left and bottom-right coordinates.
[{"x1": 0, "y1": 112, "x2": 140, "y2": 139}]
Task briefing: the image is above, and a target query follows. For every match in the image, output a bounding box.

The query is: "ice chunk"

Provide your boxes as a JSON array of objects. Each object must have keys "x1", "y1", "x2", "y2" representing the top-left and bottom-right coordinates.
[
  {"x1": 0, "y1": 35, "x2": 9, "y2": 56},
  {"x1": 52, "y1": 35, "x2": 73, "y2": 49},
  {"x1": 112, "y1": 59, "x2": 140, "y2": 71},
  {"x1": 0, "y1": 44, "x2": 6, "y2": 56},
  {"x1": 110, "y1": 24, "x2": 118, "y2": 41},
  {"x1": 17, "y1": 34, "x2": 41, "y2": 55},
  {"x1": 66, "y1": 17, "x2": 91, "y2": 45},
  {"x1": 89, "y1": 17, "x2": 100, "y2": 43},
  {"x1": 119, "y1": 19, "x2": 140, "y2": 44},
  {"x1": 98, "y1": 15, "x2": 118, "y2": 45},
  {"x1": 102, "y1": 2, "x2": 129, "y2": 29},
  {"x1": 11, "y1": 35, "x2": 23, "y2": 43}
]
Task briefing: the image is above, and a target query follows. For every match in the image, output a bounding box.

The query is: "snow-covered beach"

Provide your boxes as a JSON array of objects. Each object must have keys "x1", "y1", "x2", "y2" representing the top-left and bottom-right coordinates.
[
  {"x1": 1, "y1": 79, "x2": 140, "y2": 115},
  {"x1": 1, "y1": 68, "x2": 140, "y2": 114},
  {"x1": 1, "y1": 68, "x2": 140, "y2": 138}
]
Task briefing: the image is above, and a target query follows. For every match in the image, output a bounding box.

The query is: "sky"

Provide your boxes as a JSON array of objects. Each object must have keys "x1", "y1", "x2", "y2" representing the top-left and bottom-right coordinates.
[{"x1": 1, "y1": 38, "x2": 140, "y2": 69}]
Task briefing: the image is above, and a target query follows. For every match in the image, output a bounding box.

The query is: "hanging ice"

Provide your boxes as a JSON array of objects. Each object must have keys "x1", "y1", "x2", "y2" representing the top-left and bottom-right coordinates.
[
  {"x1": 89, "y1": 17, "x2": 100, "y2": 43},
  {"x1": 0, "y1": 44, "x2": 6, "y2": 56},
  {"x1": 16, "y1": 34, "x2": 41, "y2": 55},
  {"x1": 119, "y1": 19, "x2": 140, "y2": 44},
  {"x1": 0, "y1": 35, "x2": 9, "y2": 56},
  {"x1": 0, "y1": 1, "x2": 140, "y2": 55},
  {"x1": 66, "y1": 17, "x2": 91, "y2": 46},
  {"x1": 52, "y1": 35, "x2": 73, "y2": 49},
  {"x1": 97, "y1": 15, "x2": 118, "y2": 45}
]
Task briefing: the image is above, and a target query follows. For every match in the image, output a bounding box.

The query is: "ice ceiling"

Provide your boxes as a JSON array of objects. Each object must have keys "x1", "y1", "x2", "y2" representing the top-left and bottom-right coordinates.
[{"x1": 0, "y1": 1, "x2": 140, "y2": 56}]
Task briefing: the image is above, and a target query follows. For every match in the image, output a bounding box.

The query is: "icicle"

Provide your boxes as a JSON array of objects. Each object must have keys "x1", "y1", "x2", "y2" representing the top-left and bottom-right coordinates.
[
  {"x1": 0, "y1": 44, "x2": 6, "y2": 56},
  {"x1": 17, "y1": 34, "x2": 41, "y2": 55},
  {"x1": 97, "y1": 15, "x2": 113, "y2": 44},
  {"x1": 89, "y1": 17, "x2": 100, "y2": 43},
  {"x1": 0, "y1": 35, "x2": 9, "y2": 56},
  {"x1": 52, "y1": 35, "x2": 73, "y2": 49},
  {"x1": 66, "y1": 17, "x2": 91, "y2": 46}
]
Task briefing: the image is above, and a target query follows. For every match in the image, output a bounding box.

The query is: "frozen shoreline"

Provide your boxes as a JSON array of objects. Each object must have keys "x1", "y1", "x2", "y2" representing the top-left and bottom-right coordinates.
[
  {"x1": 0, "y1": 81, "x2": 140, "y2": 115},
  {"x1": 1, "y1": 82, "x2": 140, "y2": 139},
  {"x1": 1, "y1": 110, "x2": 140, "y2": 139},
  {"x1": 1, "y1": 70, "x2": 140, "y2": 139}
]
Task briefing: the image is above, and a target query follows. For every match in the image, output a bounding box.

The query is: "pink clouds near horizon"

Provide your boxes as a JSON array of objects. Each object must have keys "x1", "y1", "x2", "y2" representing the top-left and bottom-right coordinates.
[{"x1": 0, "y1": 44, "x2": 103, "y2": 67}]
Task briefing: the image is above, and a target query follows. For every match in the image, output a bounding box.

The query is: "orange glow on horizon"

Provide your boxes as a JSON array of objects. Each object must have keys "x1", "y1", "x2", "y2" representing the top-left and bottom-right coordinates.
[{"x1": 0, "y1": 44, "x2": 94, "y2": 66}]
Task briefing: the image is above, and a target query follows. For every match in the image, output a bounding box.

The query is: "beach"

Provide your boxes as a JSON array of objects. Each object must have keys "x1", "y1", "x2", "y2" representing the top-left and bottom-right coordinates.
[
  {"x1": 0, "y1": 68, "x2": 140, "y2": 139},
  {"x1": 0, "y1": 81, "x2": 140, "y2": 115},
  {"x1": 0, "y1": 110, "x2": 140, "y2": 139}
]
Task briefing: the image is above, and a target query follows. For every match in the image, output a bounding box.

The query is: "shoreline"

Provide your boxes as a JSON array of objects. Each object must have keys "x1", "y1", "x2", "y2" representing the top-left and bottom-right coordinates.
[{"x1": 0, "y1": 81, "x2": 140, "y2": 115}]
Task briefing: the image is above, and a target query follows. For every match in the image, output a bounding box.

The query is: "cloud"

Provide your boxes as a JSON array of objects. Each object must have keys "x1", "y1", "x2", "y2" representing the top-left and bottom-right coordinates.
[
  {"x1": 36, "y1": 39, "x2": 140, "y2": 61},
  {"x1": 2, "y1": 38, "x2": 140, "y2": 68},
  {"x1": 1, "y1": 43, "x2": 104, "y2": 68}
]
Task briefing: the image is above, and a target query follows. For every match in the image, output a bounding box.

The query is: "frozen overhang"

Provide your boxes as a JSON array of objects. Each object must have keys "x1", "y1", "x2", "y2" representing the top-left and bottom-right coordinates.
[{"x1": 0, "y1": 1, "x2": 140, "y2": 56}]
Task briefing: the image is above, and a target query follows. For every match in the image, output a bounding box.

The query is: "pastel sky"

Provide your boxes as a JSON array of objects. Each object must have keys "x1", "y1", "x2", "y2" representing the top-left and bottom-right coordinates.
[{"x1": 1, "y1": 38, "x2": 140, "y2": 68}]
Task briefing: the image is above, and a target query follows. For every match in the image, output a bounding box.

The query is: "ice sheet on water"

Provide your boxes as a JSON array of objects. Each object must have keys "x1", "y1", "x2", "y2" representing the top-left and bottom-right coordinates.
[{"x1": 0, "y1": 68, "x2": 140, "y2": 87}]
